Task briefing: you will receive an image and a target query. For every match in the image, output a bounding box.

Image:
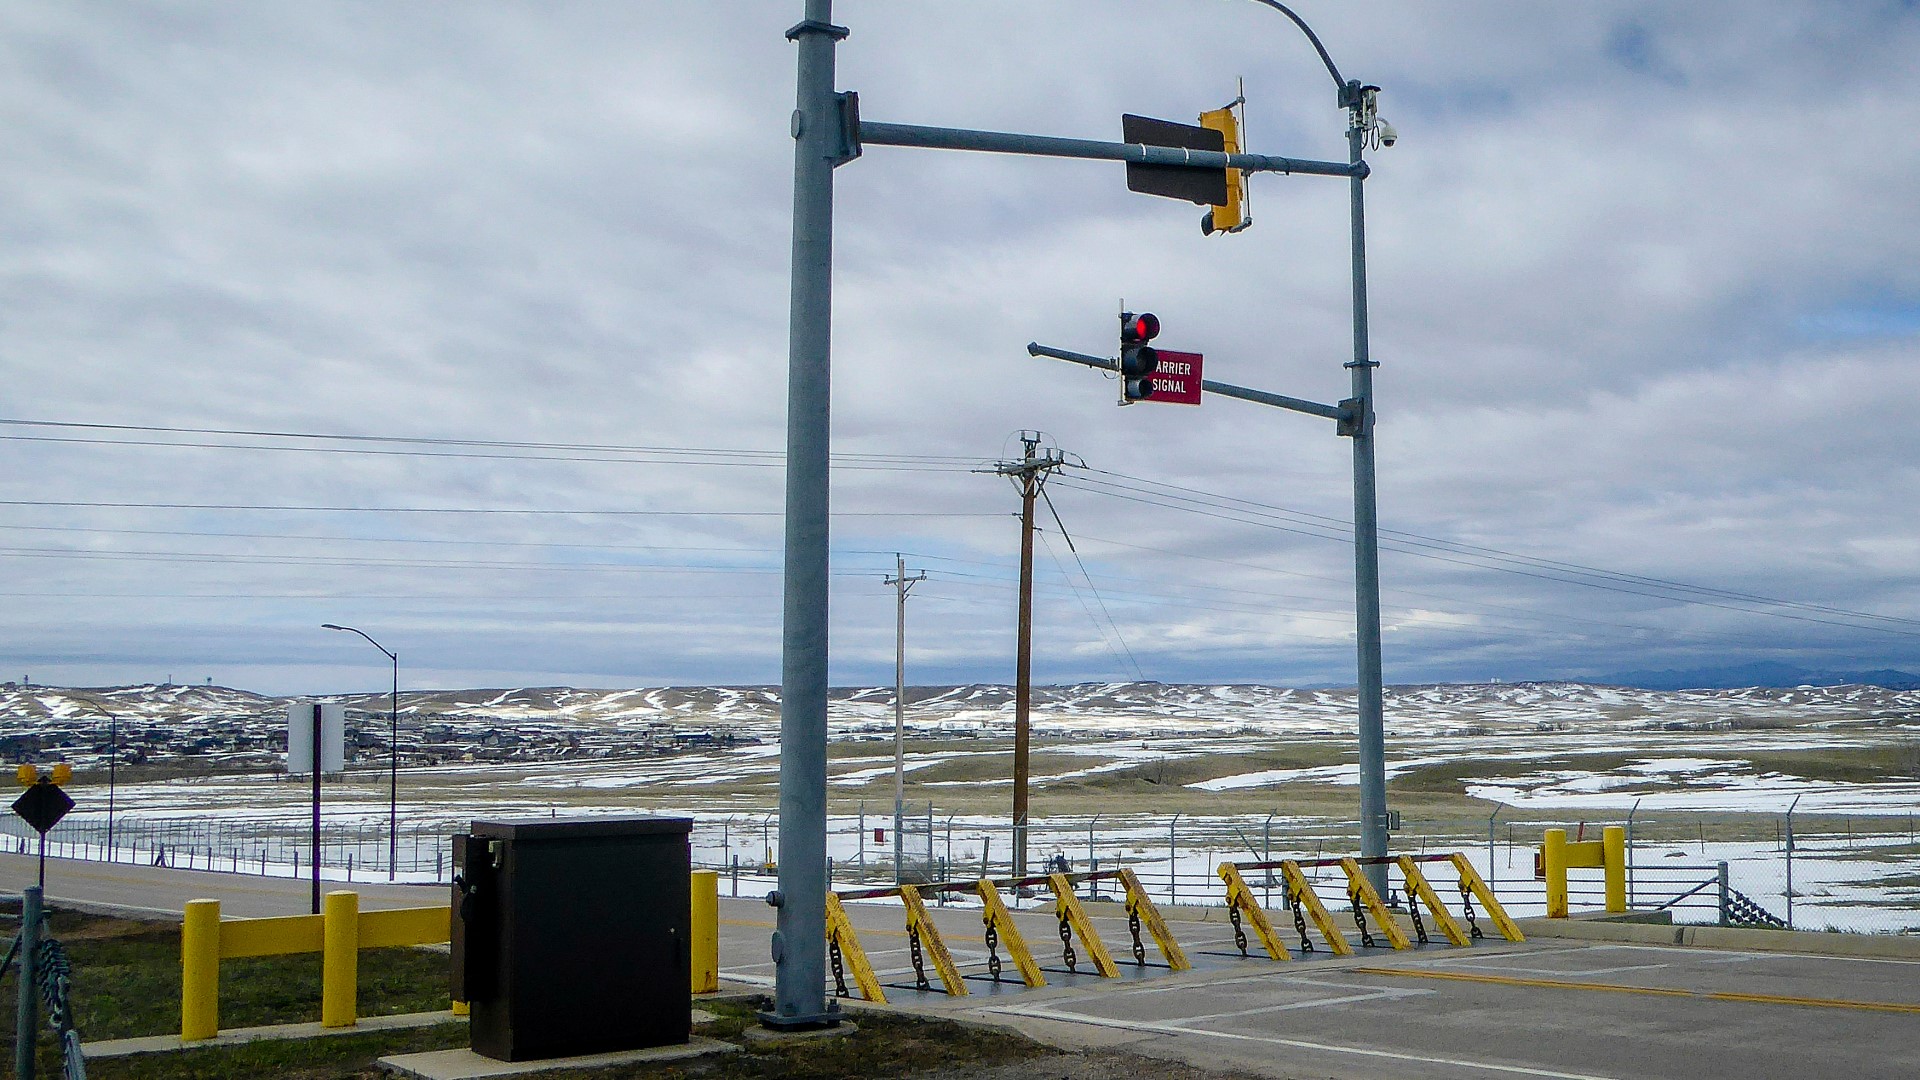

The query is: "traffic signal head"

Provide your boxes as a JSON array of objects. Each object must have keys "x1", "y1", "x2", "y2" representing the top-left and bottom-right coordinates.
[
  {"x1": 1198, "y1": 103, "x2": 1249, "y2": 235},
  {"x1": 14, "y1": 763, "x2": 33, "y2": 786},
  {"x1": 50, "y1": 763, "x2": 72, "y2": 785},
  {"x1": 1119, "y1": 311, "x2": 1161, "y2": 404}
]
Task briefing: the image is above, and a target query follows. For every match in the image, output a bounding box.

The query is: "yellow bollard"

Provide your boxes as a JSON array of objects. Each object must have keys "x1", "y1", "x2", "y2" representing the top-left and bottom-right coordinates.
[
  {"x1": 321, "y1": 890, "x2": 360, "y2": 1028},
  {"x1": 451, "y1": 999, "x2": 470, "y2": 1017},
  {"x1": 1603, "y1": 825, "x2": 1627, "y2": 913},
  {"x1": 690, "y1": 870, "x2": 719, "y2": 994},
  {"x1": 180, "y1": 898, "x2": 222, "y2": 1041},
  {"x1": 1544, "y1": 829, "x2": 1569, "y2": 918}
]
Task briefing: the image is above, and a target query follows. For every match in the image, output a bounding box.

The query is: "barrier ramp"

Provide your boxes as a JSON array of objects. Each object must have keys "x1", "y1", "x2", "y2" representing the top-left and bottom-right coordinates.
[
  {"x1": 825, "y1": 892, "x2": 886, "y2": 1003},
  {"x1": 1338, "y1": 857, "x2": 1411, "y2": 950},
  {"x1": 1047, "y1": 872, "x2": 1119, "y2": 978},
  {"x1": 1216, "y1": 862, "x2": 1290, "y2": 960},
  {"x1": 1396, "y1": 855, "x2": 1471, "y2": 947},
  {"x1": 1280, "y1": 860, "x2": 1355, "y2": 957},
  {"x1": 901, "y1": 884, "x2": 969, "y2": 996},
  {"x1": 975, "y1": 880, "x2": 1046, "y2": 987},
  {"x1": 1118, "y1": 868, "x2": 1190, "y2": 971},
  {"x1": 1449, "y1": 852, "x2": 1525, "y2": 941}
]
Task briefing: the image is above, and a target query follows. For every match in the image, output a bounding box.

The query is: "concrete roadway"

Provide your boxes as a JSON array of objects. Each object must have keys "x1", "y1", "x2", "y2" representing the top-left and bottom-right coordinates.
[{"x1": 10, "y1": 852, "x2": 1920, "y2": 1079}]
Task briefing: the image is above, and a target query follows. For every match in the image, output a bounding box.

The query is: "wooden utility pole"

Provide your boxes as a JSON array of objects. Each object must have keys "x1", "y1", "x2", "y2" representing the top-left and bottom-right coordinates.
[{"x1": 992, "y1": 432, "x2": 1067, "y2": 878}]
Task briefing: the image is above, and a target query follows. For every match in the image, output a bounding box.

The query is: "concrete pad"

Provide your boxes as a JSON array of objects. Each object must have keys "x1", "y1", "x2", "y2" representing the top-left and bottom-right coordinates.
[
  {"x1": 378, "y1": 1036, "x2": 735, "y2": 1079},
  {"x1": 85, "y1": 1009, "x2": 463, "y2": 1059},
  {"x1": 740, "y1": 1020, "x2": 855, "y2": 1045}
]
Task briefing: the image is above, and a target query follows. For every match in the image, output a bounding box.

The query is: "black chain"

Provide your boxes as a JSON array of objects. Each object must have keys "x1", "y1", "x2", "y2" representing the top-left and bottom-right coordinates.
[
  {"x1": 35, "y1": 934, "x2": 87, "y2": 1080},
  {"x1": 1057, "y1": 908, "x2": 1078, "y2": 973},
  {"x1": 1459, "y1": 881, "x2": 1484, "y2": 939},
  {"x1": 983, "y1": 914, "x2": 1003, "y2": 982},
  {"x1": 1128, "y1": 906, "x2": 1147, "y2": 966},
  {"x1": 1349, "y1": 885, "x2": 1376, "y2": 948},
  {"x1": 1406, "y1": 884, "x2": 1430, "y2": 944},
  {"x1": 1286, "y1": 881, "x2": 1314, "y2": 953},
  {"x1": 828, "y1": 937, "x2": 849, "y2": 998},
  {"x1": 908, "y1": 922, "x2": 930, "y2": 991},
  {"x1": 1228, "y1": 905, "x2": 1249, "y2": 955}
]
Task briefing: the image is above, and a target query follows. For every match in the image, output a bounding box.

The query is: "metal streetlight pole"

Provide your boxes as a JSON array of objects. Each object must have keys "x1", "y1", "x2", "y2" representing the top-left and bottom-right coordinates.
[{"x1": 323, "y1": 623, "x2": 400, "y2": 881}]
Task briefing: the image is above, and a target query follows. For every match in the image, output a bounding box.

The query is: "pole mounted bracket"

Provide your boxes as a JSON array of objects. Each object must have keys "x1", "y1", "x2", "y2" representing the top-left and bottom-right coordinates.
[
  {"x1": 784, "y1": 19, "x2": 849, "y2": 42},
  {"x1": 1336, "y1": 398, "x2": 1370, "y2": 438},
  {"x1": 830, "y1": 91, "x2": 862, "y2": 167}
]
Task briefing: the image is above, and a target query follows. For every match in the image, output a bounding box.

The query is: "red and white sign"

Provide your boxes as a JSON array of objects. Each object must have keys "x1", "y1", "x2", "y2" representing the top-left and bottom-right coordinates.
[{"x1": 1148, "y1": 349, "x2": 1203, "y2": 405}]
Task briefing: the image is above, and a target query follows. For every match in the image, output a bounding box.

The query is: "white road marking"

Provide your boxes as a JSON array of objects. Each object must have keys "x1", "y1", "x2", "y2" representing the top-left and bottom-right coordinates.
[{"x1": 983, "y1": 1002, "x2": 1627, "y2": 1080}]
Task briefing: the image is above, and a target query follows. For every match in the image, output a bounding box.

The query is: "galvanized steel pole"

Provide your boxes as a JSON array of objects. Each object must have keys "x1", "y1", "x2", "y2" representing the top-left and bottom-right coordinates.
[
  {"x1": 769, "y1": 0, "x2": 841, "y2": 1029},
  {"x1": 1347, "y1": 118, "x2": 1390, "y2": 897}
]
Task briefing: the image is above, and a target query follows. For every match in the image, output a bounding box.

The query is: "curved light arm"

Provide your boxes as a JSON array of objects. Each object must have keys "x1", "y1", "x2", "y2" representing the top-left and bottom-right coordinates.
[
  {"x1": 1243, "y1": 0, "x2": 1347, "y2": 91},
  {"x1": 322, "y1": 623, "x2": 395, "y2": 663}
]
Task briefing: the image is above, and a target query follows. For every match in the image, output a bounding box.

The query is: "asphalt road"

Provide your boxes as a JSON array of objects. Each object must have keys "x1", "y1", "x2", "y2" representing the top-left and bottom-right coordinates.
[{"x1": 11, "y1": 852, "x2": 1919, "y2": 1079}]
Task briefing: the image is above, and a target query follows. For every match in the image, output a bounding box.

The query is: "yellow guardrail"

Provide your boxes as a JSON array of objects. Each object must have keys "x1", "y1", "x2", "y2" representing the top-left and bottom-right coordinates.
[{"x1": 180, "y1": 891, "x2": 452, "y2": 1041}]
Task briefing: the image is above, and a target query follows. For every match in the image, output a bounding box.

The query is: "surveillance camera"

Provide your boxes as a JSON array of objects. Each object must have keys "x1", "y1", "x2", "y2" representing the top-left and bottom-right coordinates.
[{"x1": 1378, "y1": 120, "x2": 1398, "y2": 148}]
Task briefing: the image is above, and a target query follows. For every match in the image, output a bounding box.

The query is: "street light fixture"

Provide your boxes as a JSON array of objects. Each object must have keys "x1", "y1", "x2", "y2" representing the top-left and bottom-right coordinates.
[{"x1": 322, "y1": 623, "x2": 400, "y2": 881}]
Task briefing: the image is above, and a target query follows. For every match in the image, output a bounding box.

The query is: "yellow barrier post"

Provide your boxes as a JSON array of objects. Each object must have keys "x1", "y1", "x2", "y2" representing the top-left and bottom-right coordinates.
[
  {"x1": 1603, "y1": 826, "x2": 1627, "y2": 914},
  {"x1": 975, "y1": 880, "x2": 1046, "y2": 987},
  {"x1": 901, "y1": 884, "x2": 969, "y2": 996},
  {"x1": 180, "y1": 899, "x2": 222, "y2": 1042},
  {"x1": 321, "y1": 890, "x2": 360, "y2": 1028},
  {"x1": 1544, "y1": 828, "x2": 1569, "y2": 918},
  {"x1": 1338, "y1": 858, "x2": 1411, "y2": 950},
  {"x1": 1279, "y1": 860, "x2": 1354, "y2": 956},
  {"x1": 1396, "y1": 857, "x2": 1470, "y2": 947},
  {"x1": 1215, "y1": 863, "x2": 1289, "y2": 960},
  {"x1": 1449, "y1": 853, "x2": 1525, "y2": 941},
  {"x1": 691, "y1": 870, "x2": 719, "y2": 993},
  {"x1": 1118, "y1": 868, "x2": 1189, "y2": 971},
  {"x1": 824, "y1": 893, "x2": 886, "y2": 1003},
  {"x1": 1047, "y1": 873, "x2": 1119, "y2": 978}
]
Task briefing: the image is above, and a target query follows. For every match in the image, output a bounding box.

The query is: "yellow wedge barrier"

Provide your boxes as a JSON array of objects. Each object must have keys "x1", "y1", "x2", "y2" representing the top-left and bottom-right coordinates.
[
  {"x1": 976, "y1": 880, "x2": 1046, "y2": 987},
  {"x1": 1118, "y1": 868, "x2": 1189, "y2": 971},
  {"x1": 824, "y1": 892, "x2": 886, "y2": 1003},
  {"x1": 1396, "y1": 856, "x2": 1471, "y2": 947},
  {"x1": 1047, "y1": 872, "x2": 1119, "y2": 978},
  {"x1": 1280, "y1": 860, "x2": 1354, "y2": 957},
  {"x1": 901, "y1": 884, "x2": 968, "y2": 996},
  {"x1": 180, "y1": 891, "x2": 453, "y2": 1041},
  {"x1": 1339, "y1": 857, "x2": 1411, "y2": 950},
  {"x1": 1449, "y1": 852, "x2": 1525, "y2": 941},
  {"x1": 1216, "y1": 862, "x2": 1290, "y2": 960}
]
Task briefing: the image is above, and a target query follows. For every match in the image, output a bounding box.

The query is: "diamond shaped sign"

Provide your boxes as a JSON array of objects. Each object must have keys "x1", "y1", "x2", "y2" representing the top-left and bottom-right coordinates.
[{"x1": 12, "y1": 780, "x2": 73, "y2": 835}]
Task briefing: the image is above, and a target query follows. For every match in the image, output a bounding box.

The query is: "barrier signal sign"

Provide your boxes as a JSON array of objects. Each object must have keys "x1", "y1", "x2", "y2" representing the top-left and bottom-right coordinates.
[
  {"x1": 12, "y1": 780, "x2": 74, "y2": 835},
  {"x1": 1146, "y1": 349, "x2": 1203, "y2": 405}
]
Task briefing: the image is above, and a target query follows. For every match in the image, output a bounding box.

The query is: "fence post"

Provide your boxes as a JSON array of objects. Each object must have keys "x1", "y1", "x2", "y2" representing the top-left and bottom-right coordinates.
[
  {"x1": 181, "y1": 898, "x2": 222, "y2": 1041},
  {"x1": 321, "y1": 890, "x2": 359, "y2": 1028},
  {"x1": 15, "y1": 885, "x2": 43, "y2": 1079},
  {"x1": 1716, "y1": 861, "x2": 1729, "y2": 927}
]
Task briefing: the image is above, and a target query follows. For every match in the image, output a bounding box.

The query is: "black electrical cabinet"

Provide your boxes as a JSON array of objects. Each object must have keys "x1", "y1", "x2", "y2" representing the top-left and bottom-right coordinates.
[{"x1": 451, "y1": 815, "x2": 692, "y2": 1061}]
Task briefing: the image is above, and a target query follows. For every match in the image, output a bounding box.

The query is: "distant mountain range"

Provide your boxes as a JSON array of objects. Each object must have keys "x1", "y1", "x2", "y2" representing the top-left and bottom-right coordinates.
[{"x1": 1592, "y1": 662, "x2": 1920, "y2": 691}]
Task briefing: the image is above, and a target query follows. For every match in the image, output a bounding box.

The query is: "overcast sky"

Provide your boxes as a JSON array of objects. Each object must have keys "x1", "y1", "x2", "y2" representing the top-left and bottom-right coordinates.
[{"x1": 4, "y1": 1, "x2": 1918, "y2": 696}]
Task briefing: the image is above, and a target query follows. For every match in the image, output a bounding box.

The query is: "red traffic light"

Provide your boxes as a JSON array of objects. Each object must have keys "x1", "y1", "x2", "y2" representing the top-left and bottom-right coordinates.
[{"x1": 1121, "y1": 311, "x2": 1160, "y2": 344}]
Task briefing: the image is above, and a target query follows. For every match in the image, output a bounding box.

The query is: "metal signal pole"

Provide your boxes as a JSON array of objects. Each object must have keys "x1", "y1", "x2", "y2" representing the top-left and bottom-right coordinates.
[
  {"x1": 993, "y1": 433, "x2": 1067, "y2": 878},
  {"x1": 885, "y1": 554, "x2": 926, "y2": 883}
]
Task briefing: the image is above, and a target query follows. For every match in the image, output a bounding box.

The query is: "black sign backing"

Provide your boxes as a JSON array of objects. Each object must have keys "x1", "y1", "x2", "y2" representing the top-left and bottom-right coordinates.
[
  {"x1": 1122, "y1": 113, "x2": 1229, "y2": 206},
  {"x1": 12, "y1": 780, "x2": 73, "y2": 835}
]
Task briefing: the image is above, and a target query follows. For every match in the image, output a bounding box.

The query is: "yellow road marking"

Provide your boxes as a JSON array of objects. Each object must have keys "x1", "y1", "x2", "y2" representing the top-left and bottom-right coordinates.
[{"x1": 1353, "y1": 966, "x2": 1920, "y2": 1014}]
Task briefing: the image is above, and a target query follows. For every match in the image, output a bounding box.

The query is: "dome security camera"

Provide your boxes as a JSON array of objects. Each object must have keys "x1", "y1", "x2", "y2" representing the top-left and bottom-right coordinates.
[{"x1": 1378, "y1": 120, "x2": 1398, "y2": 147}]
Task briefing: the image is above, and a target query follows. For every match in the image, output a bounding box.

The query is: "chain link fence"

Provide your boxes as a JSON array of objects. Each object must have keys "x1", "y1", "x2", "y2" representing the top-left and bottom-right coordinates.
[{"x1": 10, "y1": 804, "x2": 1919, "y2": 934}]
